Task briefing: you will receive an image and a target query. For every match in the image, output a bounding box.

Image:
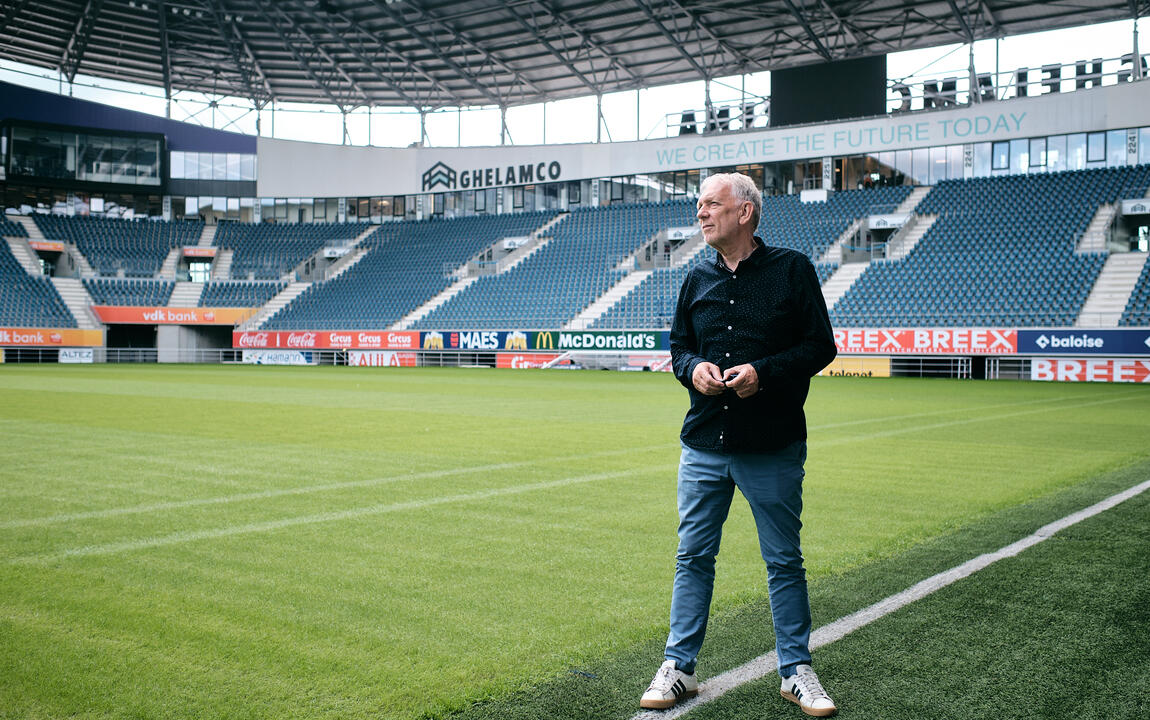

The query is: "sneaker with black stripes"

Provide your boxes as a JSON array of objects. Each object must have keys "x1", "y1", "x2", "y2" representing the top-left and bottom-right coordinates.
[
  {"x1": 780, "y1": 664, "x2": 837, "y2": 717},
  {"x1": 639, "y1": 659, "x2": 698, "y2": 709}
]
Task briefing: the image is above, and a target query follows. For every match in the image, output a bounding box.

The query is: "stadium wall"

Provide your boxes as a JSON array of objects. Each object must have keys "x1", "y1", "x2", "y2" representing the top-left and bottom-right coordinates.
[{"x1": 256, "y1": 81, "x2": 1150, "y2": 198}]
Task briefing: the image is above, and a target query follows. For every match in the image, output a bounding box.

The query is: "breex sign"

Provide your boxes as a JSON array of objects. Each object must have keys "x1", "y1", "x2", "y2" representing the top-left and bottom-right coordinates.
[
  {"x1": 1031, "y1": 358, "x2": 1150, "y2": 383},
  {"x1": 834, "y1": 328, "x2": 1017, "y2": 354}
]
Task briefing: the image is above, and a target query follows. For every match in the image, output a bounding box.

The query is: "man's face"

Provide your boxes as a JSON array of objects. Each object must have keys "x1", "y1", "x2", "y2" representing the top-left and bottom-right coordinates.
[{"x1": 696, "y1": 179, "x2": 748, "y2": 249}]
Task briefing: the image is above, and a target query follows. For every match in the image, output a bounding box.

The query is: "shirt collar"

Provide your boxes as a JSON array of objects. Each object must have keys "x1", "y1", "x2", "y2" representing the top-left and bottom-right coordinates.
[{"x1": 714, "y1": 237, "x2": 765, "y2": 273}]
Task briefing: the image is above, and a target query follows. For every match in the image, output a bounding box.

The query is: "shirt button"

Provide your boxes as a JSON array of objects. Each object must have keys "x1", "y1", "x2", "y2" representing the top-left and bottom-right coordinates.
[
  {"x1": 725, "y1": 352, "x2": 730, "y2": 357},
  {"x1": 727, "y1": 325, "x2": 732, "y2": 330},
  {"x1": 723, "y1": 405, "x2": 729, "y2": 410},
  {"x1": 729, "y1": 299, "x2": 734, "y2": 304}
]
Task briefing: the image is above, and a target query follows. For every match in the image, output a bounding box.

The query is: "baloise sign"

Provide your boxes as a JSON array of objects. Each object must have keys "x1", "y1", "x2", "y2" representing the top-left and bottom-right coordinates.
[{"x1": 422, "y1": 159, "x2": 562, "y2": 191}]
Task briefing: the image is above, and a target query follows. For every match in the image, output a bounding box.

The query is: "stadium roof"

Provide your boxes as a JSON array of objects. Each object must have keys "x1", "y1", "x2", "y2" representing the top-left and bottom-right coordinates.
[{"x1": 0, "y1": 1, "x2": 1145, "y2": 111}]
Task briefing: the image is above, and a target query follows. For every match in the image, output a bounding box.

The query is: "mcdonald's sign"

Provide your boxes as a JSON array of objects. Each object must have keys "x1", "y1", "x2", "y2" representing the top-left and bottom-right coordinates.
[{"x1": 533, "y1": 331, "x2": 555, "y2": 350}]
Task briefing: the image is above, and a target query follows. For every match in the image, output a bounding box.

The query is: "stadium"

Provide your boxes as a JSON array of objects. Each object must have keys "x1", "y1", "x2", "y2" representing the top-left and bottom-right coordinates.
[{"x1": 1, "y1": 2, "x2": 1149, "y2": 719}]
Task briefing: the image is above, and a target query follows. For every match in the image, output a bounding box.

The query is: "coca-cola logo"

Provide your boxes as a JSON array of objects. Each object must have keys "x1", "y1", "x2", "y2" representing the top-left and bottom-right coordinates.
[
  {"x1": 329, "y1": 333, "x2": 353, "y2": 348},
  {"x1": 287, "y1": 332, "x2": 317, "y2": 348},
  {"x1": 239, "y1": 332, "x2": 270, "y2": 348}
]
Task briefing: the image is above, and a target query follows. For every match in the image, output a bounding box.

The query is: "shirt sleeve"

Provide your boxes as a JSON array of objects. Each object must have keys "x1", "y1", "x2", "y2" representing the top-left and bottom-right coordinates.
[
  {"x1": 751, "y1": 256, "x2": 837, "y2": 382},
  {"x1": 670, "y1": 271, "x2": 704, "y2": 390}
]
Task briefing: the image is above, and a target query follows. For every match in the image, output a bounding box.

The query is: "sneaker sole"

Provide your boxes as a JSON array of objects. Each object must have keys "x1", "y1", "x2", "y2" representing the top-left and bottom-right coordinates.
[
  {"x1": 640, "y1": 689, "x2": 698, "y2": 710},
  {"x1": 781, "y1": 689, "x2": 838, "y2": 717}
]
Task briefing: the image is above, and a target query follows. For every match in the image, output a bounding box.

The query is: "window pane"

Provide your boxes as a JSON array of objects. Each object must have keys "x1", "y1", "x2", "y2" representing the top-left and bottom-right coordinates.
[
  {"x1": 1106, "y1": 129, "x2": 1126, "y2": 167},
  {"x1": 1029, "y1": 138, "x2": 1046, "y2": 168},
  {"x1": 991, "y1": 142, "x2": 1009, "y2": 170},
  {"x1": 1047, "y1": 135, "x2": 1067, "y2": 172},
  {"x1": 1087, "y1": 132, "x2": 1106, "y2": 163}
]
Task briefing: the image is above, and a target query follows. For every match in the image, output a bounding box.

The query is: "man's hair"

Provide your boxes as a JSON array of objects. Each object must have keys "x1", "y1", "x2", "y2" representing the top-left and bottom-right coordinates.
[{"x1": 702, "y1": 172, "x2": 762, "y2": 228}]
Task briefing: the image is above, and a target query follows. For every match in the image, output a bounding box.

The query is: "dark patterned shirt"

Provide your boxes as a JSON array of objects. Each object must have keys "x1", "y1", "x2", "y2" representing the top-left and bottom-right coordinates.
[{"x1": 670, "y1": 239, "x2": 837, "y2": 453}]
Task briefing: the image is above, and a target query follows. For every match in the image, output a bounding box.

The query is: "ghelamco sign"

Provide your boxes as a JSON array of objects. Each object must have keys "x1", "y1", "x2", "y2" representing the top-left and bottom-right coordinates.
[{"x1": 421, "y1": 159, "x2": 562, "y2": 191}]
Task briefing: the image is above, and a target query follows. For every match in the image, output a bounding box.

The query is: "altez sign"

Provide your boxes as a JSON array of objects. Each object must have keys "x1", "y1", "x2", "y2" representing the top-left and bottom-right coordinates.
[{"x1": 422, "y1": 160, "x2": 562, "y2": 191}]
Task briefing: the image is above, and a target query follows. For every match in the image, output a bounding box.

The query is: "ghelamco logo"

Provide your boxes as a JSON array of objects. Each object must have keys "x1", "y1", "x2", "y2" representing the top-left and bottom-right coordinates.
[
  {"x1": 1036, "y1": 333, "x2": 1104, "y2": 350},
  {"x1": 420, "y1": 159, "x2": 563, "y2": 191},
  {"x1": 422, "y1": 162, "x2": 457, "y2": 191}
]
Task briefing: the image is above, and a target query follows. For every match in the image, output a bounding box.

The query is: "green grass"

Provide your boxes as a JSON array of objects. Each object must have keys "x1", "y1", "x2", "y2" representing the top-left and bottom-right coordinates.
[{"x1": 0, "y1": 365, "x2": 1147, "y2": 719}]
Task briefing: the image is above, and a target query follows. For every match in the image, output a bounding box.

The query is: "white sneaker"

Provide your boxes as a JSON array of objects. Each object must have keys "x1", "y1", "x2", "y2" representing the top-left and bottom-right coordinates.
[
  {"x1": 780, "y1": 664, "x2": 837, "y2": 717},
  {"x1": 639, "y1": 659, "x2": 698, "y2": 709}
]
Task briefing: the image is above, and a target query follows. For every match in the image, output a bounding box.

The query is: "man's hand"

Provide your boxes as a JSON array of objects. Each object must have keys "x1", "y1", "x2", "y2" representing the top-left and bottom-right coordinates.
[
  {"x1": 691, "y1": 361, "x2": 726, "y2": 395},
  {"x1": 721, "y1": 363, "x2": 759, "y2": 399}
]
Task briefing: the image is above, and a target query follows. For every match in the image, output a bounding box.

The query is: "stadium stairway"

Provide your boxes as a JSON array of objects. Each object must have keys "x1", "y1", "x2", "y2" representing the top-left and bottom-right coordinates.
[
  {"x1": 392, "y1": 276, "x2": 480, "y2": 330},
  {"x1": 818, "y1": 218, "x2": 864, "y2": 264},
  {"x1": 4, "y1": 235, "x2": 42, "y2": 275},
  {"x1": 566, "y1": 269, "x2": 653, "y2": 330},
  {"x1": 160, "y1": 248, "x2": 181, "y2": 279},
  {"x1": 392, "y1": 213, "x2": 569, "y2": 330},
  {"x1": 212, "y1": 249, "x2": 234, "y2": 280},
  {"x1": 1075, "y1": 203, "x2": 1118, "y2": 253},
  {"x1": 50, "y1": 277, "x2": 100, "y2": 328},
  {"x1": 11, "y1": 215, "x2": 44, "y2": 243},
  {"x1": 198, "y1": 224, "x2": 217, "y2": 247},
  {"x1": 885, "y1": 213, "x2": 938, "y2": 261},
  {"x1": 169, "y1": 282, "x2": 205, "y2": 307},
  {"x1": 821, "y1": 263, "x2": 868, "y2": 313},
  {"x1": 240, "y1": 282, "x2": 311, "y2": 330},
  {"x1": 1076, "y1": 252, "x2": 1147, "y2": 327}
]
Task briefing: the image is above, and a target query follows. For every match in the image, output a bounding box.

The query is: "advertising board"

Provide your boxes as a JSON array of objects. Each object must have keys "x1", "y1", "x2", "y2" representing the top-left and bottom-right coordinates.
[
  {"x1": 95, "y1": 306, "x2": 253, "y2": 325},
  {"x1": 1030, "y1": 358, "x2": 1150, "y2": 383},
  {"x1": 1017, "y1": 329, "x2": 1150, "y2": 356},
  {"x1": 0, "y1": 327, "x2": 103, "y2": 347},
  {"x1": 241, "y1": 350, "x2": 314, "y2": 365},
  {"x1": 818, "y1": 356, "x2": 891, "y2": 377},
  {"x1": 347, "y1": 350, "x2": 418, "y2": 367},
  {"x1": 833, "y1": 328, "x2": 1016, "y2": 354}
]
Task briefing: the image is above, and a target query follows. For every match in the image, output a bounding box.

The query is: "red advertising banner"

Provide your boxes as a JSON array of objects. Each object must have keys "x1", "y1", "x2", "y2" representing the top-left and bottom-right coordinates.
[
  {"x1": 28, "y1": 240, "x2": 66, "y2": 252},
  {"x1": 183, "y1": 246, "x2": 218, "y2": 258},
  {"x1": 0, "y1": 327, "x2": 104, "y2": 347},
  {"x1": 1030, "y1": 358, "x2": 1150, "y2": 383},
  {"x1": 834, "y1": 328, "x2": 1017, "y2": 355},
  {"x1": 495, "y1": 352, "x2": 563, "y2": 369},
  {"x1": 347, "y1": 350, "x2": 418, "y2": 367},
  {"x1": 233, "y1": 330, "x2": 420, "y2": 350},
  {"x1": 94, "y1": 306, "x2": 254, "y2": 325}
]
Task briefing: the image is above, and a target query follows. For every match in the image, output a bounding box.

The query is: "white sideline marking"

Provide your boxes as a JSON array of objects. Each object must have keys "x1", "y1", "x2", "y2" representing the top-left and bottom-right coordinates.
[
  {"x1": 8, "y1": 469, "x2": 646, "y2": 565},
  {"x1": 633, "y1": 477, "x2": 1150, "y2": 720},
  {"x1": 0, "y1": 445, "x2": 668, "y2": 530}
]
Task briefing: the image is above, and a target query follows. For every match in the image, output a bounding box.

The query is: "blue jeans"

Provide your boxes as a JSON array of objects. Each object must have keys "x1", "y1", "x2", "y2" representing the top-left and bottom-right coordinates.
[{"x1": 665, "y1": 441, "x2": 812, "y2": 677}]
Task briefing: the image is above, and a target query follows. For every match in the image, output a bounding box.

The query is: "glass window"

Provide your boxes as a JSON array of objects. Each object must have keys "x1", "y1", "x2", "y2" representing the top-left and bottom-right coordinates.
[
  {"x1": 184, "y1": 196, "x2": 198, "y2": 216},
  {"x1": 947, "y1": 144, "x2": 964, "y2": 180},
  {"x1": 434, "y1": 193, "x2": 445, "y2": 215},
  {"x1": 1029, "y1": 138, "x2": 1046, "y2": 169},
  {"x1": 911, "y1": 147, "x2": 929, "y2": 184},
  {"x1": 170, "y1": 151, "x2": 184, "y2": 179},
  {"x1": 512, "y1": 186, "x2": 523, "y2": 209},
  {"x1": 568, "y1": 181, "x2": 581, "y2": 204},
  {"x1": 1087, "y1": 132, "x2": 1106, "y2": 163},
  {"x1": 1067, "y1": 134, "x2": 1086, "y2": 170},
  {"x1": 196, "y1": 152, "x2": 211, "y2": 180},
  {"x1": 476, "y1": 188, "x2": 487, "y2": 212},
  {"x1": 312, "y1": 198, "x2": 326, "y2": 220},
  {"x1": 1047, "y1": 135, "x2": 1068, "y2": 172},
  {"x1": 211, "y1": 152, "x2": 226, "y2": 180},
  {"x1": 1140, "y1": 128, "x2": 1150, "y2": 165},
  {"x1": 226, "y1": 153, "x2": 242, "y2": 181},
  {"x1": 394, "y1": 196, "x2": 405, "y2": 216},
  {"x1": 241, "y1": 154, "x2": 256, "y2": 181},
  {"x1": 973, "y1": 143, "x2": 991, "y2": 177},
  {"x1": 928, "y1": 146, "x2": 947, "y2": 185},
  {"x1": 991, "y1": 141, "x2": 1010, "y2": 171},
  {"x1": 1009, "y1": 139, "x2": 1028, "y2": 174},
  {"x1": 1106, "y1": 129, "x2": 1126, "y2": 167}
]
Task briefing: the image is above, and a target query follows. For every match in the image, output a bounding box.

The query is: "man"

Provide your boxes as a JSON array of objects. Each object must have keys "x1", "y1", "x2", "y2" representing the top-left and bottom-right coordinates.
[{"x1": 640, "y1": 173, "x2": 838, "y2": 717}]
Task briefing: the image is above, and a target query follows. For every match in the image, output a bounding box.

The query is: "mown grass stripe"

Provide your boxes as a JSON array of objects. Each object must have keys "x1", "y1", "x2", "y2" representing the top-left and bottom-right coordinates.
[
  {"x1": 8, "y1": 468, "x2": 646, "y2": 565},
  {"x1": 633, "y1": 476, "x2": 1150, "y2": 720}
]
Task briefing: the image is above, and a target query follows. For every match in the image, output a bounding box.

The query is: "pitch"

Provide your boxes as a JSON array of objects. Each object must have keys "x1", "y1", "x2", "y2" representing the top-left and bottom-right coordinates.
[{"x1": 1, "y1": 365, "x2": 1147, "y2": 719}]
